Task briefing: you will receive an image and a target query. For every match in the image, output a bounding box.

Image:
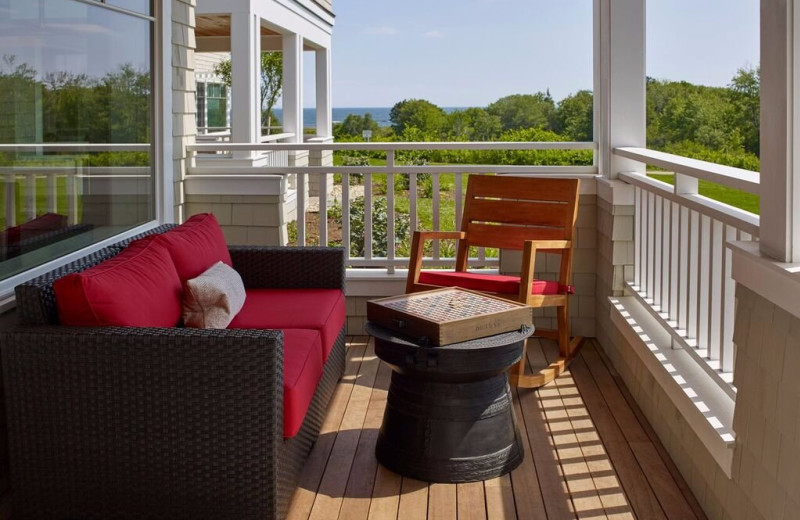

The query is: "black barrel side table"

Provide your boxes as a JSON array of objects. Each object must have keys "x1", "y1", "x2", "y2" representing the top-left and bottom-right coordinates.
[{"x1": 367, "y1": 322, "x2": 533, "y2": 483}]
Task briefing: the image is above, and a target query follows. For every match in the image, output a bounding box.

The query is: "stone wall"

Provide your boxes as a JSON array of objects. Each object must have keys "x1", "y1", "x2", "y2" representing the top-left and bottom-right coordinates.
[
  {"x1": 595, "y1": 179, "x2": 635, "y2": 352},
  {"x1": 185, "y1": 194, "x2": 289, "y2": 245},
  {"x1": 172, "y1": 0, "x2": 197, "y2": 223}
]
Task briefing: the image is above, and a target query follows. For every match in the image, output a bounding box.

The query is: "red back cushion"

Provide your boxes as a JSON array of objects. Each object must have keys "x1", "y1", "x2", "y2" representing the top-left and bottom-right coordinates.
[
  {"x1": 154, "y1": 213, "x2": 232, "y2": 281},
  {"x1": 5, "y1": 213, "x2": 68, "y2": 244},
  {"x1": 54, "y1": 239, "x2": 183, "y2": 327}
]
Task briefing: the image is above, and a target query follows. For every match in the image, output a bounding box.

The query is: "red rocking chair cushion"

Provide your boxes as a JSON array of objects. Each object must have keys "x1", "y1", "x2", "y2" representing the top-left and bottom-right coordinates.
[{"x1": 418, "y1": 271, "x2": 574, "y2": 296}]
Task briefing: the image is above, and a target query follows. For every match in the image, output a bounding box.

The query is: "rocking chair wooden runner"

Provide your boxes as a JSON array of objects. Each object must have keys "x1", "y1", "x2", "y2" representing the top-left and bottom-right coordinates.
[{"x1": 405, "y1": 175, "x2": 583, "y2": 388}]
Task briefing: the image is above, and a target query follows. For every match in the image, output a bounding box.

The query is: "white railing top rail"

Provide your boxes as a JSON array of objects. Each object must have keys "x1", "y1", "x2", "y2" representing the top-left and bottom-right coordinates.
[
  {"x1": 614, "y1": 146, "x2": 760, "y2": 194},
  {"x1": 187, "y1": 140, "x2": 598, "y2": 153},
  {"x1": 0, "y1": 143, "x2": 151, "y2": 153},
  {"x1": 619, "y1": 172, "x2": 759, "y2": 237},
  {"x1": 258, "y1": 132, "x2": 295, "y2": 143}
]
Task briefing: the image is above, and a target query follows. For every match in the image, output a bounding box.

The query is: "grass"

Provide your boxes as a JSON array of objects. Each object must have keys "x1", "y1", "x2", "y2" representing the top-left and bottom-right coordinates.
[{"x1": 647, "y1": 173, "x2": 759, "y2": 214}]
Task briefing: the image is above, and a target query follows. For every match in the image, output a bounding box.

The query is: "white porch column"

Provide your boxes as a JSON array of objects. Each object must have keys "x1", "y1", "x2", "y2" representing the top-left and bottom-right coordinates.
[
  {"x1": 315, "y1": 47, "x2": 332, "y2": 138},
  {"x1": 230, "y1": 10, "x2": 261, "y2": 154},
  {"x1": 282, "y1": 33, "x2": 304, "y2": 145},
  {"x1": 759, "y1": 0, "x2": 800, "y2": 261},
  {"x1": 594, "y1": 0, "x2": 646, "y2": 178}
]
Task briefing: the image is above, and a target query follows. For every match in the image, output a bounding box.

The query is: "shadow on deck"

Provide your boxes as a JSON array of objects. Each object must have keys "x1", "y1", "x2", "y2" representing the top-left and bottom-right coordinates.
[{"x1": 287, "y1": 337, "x2": 707, "y2": 520}]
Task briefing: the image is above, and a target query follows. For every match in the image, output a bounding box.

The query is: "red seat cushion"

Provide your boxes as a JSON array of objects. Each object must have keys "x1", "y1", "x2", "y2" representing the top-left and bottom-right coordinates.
[
  {"x1": 282, "y1": 329, "x2": 324, "y2": 438},
  {"x1": 54, "y1": 239, "x2": 183, "y2": 327},
  {"x1": 229, "y1": 289, "x2": 345, "y2": 362},
  {"x1": 146, "y1": 213, "x2": 232, "y2": 282},
  {"x1": 418, "y1": 271, "x2": 573, "y2": 295}
]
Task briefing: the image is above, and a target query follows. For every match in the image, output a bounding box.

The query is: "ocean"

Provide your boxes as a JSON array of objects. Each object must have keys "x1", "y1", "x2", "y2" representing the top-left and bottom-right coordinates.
[{"x1": 273, "y1": 107, "x2": 467, "y2": 128}]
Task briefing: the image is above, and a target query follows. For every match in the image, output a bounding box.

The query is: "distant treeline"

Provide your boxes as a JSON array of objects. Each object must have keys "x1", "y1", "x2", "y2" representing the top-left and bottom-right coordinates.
[{"x1": 333, "y1": 67, "x2": 760, "y2": 170}]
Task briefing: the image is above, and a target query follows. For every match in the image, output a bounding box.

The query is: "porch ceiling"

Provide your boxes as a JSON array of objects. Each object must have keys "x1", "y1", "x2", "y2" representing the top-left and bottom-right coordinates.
[{"x1": 196, "y1": 14, "x2": 280, "y2": 38}]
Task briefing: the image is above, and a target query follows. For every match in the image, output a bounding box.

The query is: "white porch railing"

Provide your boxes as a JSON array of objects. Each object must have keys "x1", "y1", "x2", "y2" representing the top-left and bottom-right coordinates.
[
  {"x1": 0, "y1": 144, "x2": 151, "y2": 228},
  {"x1": 614, "y1": 147, "x2": 760, "y2": 395},
  {"x1": 186, "y1": 140, "x2": 598, "y2": 272}
]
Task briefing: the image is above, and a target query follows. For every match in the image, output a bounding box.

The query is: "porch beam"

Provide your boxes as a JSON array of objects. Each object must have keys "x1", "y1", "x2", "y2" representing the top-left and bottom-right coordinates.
[
  {"x1": 759, "y1": 0, "x2": 800, "y2": 262},
  {"x1": 594, "y1": 0, "x2": 646, "y2": 178}
]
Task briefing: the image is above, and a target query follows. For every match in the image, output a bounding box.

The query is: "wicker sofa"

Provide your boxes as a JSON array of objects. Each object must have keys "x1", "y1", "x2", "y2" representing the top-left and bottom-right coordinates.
[{"x1": 0, "y1": 221, "x2": 346, "y2": 519}]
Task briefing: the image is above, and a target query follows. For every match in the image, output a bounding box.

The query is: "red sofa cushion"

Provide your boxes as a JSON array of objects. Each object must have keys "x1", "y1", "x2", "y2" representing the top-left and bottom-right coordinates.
[
  {"x1": 54, "y1": 239, "x2": 183, "y2": 327},
  {"x1": 150, "y1": 213, "x2": 232, "y2": 281},
  {"x1": 418, "y1": 271, "x2": 574, "y2": 295},
  {"x1": 282, "y1": 329, "x2": 324, "y2": 438},
  {"x1": 5, "y1": 213, "x2": 68, "y2": 244},
  {"x1": 229, "y1": 289, "x2": 345, "y2": 362}
]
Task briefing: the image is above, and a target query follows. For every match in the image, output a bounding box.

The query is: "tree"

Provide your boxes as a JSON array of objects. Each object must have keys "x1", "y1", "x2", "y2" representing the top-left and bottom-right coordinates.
[
  {"x1": 444, "y1": 107, "x2": 502, "y2": 141},
  {"x1": 214, "y1": 52, "x2": 283, "y2": 133},
  {"x1": 486, "y1": 92, "x2": 555, "y2": 131},
  {"x1": 551, "y1": 90, "x2": 593, "y2": 141},
  {"x1": 334, "y1": 112, "x2": 379, "y2": 138},
  {"x1": 727, "y1": 66, "x2": 760, "y2": 155},
  {"x1": 389, "y1": 99, "x2": 447, "y2": 136}
]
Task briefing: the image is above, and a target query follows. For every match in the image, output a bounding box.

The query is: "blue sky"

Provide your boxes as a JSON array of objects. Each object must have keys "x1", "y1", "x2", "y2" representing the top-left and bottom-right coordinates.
[{"x1": 305, "y1": 0, "x2": 759, "y2": 108}]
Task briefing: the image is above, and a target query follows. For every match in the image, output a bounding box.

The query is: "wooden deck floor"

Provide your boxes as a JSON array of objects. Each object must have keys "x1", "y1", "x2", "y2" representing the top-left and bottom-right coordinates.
[{"x1": 287, "y1": 337, "x2": 707, "y2": 520}]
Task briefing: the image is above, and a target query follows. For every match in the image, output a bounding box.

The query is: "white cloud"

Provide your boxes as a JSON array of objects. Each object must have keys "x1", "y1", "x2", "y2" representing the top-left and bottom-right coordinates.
[
  {"x1": 364, "y1": 26, "x2": 397, "y2": 36},
  {"x1": 424, "y1": 30, "x2": 445, "y2": 39}
]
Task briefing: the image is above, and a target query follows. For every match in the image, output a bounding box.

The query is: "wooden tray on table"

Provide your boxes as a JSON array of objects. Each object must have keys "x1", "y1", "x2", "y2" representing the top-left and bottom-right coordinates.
[{"x1": 367, "y1": 287, "x2": 533, "y2": 346}]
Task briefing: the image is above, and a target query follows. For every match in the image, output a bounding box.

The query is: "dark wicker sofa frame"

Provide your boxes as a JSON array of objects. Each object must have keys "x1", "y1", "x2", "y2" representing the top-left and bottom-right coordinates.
[{"x1": 1, "y1": 225, "x2": 346, "y2": 519}]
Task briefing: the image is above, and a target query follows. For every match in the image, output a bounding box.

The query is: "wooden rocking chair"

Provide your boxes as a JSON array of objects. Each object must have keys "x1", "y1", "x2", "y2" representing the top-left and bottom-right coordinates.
[{"x1": 405, "y1": 175, "x2": 583, "y2": 388}]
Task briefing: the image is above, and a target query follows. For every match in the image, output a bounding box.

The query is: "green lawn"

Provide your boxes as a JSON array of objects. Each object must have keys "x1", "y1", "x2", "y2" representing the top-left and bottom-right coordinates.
[{"x1": 647, "y1": 173, "x2": 759, "y2": 214}]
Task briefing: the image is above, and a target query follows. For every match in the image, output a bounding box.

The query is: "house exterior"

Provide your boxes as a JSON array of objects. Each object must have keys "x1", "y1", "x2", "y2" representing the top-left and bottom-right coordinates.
[{"x1": 0, "y1": 1, "x2": 798, "y2": 519}]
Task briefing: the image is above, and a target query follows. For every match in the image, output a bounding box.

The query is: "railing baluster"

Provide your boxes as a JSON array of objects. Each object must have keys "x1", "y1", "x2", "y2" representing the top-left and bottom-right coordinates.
[
  {"x1": 708, "y1": 220, "x2": 724, "y2": 361},
  {"x1": 297, "y1": 172, "x2": 307, "y2": 246},
  {"x1": 318, "y1": 173, "x2": 329, "y2": 247},
  {"x1": 677, "y1": 205, "x2": 690, "y2": 331},
  {"x1": 25, "y1": 173, "x2": 36, "y2": 222},
  {"x1": 409, "y1": 173, "x2": 418, "y2": 234},
  {"x1": 669, "y1": 201, "x2": 680, "y2": 321},
  {"x1": 647, "y1": 192, "x2": 655, "y2": 300},
  {"x1": 687, "y1": 210, "x2": 699, "y2": 345},
  {"x1": 342, "y1": 173, "x2": 351, "y2": 259},
  {"x1": 721, "y1": 225, "x2": 737, "y2": 373},
  {"x1": 697, "y1": 215, "x2": 711, "y2": 353},
  {"x1": 432, "y1": 173, "x2": 440, "y2": 261},
  {"x1": 47, "y1": 173, "x2": 58, "y2": 213},
  {"x1": 634, "y1": 187, "x2": 642, "y2": 288},
  {"x1": 364, "y1": 172, "x2": 373, "y2": 260},
  {"x1": 653, "y1": 196, "x2": 662, "y2": 305},
  {"x1": 4, "y1": 173, "x2": 16, "y2": 227},
  {"x1": 455, "y1": 173, "x2": 464, "y2": 227},
  {"x1": 387, "y1": 171, "x2": 396, "y2": 274},
  {"x1": 387, "y1": 151, "x2": 396, "y2": 273},
  {"x1": 67, "y1": 164, "x2": 79, "y2": 225}
]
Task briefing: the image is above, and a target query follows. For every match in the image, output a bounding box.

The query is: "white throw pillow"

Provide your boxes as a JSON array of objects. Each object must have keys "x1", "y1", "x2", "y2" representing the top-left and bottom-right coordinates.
[{"x1": 182, "y1": 261, "x2": 246, "y2": 329}]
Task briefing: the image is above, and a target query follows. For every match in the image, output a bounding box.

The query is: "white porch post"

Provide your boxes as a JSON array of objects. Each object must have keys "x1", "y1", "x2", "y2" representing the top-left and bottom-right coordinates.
[
  {"x1": 230, "y1": 10, "x2": 261, "y2": 157},
  {"x1": 759, "y1": 0, "x2": 800, "y2": 262},
  {"x1": 315, "y1": 47, "x2": 332, "y2": 138},
  {"x1": 594, "y1": 0, "x2": 646, "y2": 178},
  {"x1": 282, "y1": 33, "x2": 304, "y2": 146}
]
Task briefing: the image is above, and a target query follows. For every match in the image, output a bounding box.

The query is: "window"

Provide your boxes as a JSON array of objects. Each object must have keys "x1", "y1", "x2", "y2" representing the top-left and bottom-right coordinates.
[
  {"x1": 197, "y1": 82, "x2": 207, "y2": 130},
  {"x1": 0, "y1": 0, "x2": 155, "y2": 280},
  {"x1": 206, "y1": 83, "x2": 227, "y2": 130}
]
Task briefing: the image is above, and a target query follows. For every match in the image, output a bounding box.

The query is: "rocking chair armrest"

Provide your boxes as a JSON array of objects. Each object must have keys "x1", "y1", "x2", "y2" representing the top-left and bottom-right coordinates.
[
  {"x1": 413, "y1": 231, "x2": 467, "y2": 242},
  {"x1": 406, "y1": 231, "x2": 467, "y2": 292},
  {"x1": 524, "y1": 239, "x2": 572, "y2": 252}
]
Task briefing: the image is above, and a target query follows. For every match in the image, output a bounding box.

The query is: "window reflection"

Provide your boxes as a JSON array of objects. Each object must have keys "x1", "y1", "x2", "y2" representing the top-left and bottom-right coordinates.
[{"x1": 0, "y1": 0, "x2": 154, "y2": 280}]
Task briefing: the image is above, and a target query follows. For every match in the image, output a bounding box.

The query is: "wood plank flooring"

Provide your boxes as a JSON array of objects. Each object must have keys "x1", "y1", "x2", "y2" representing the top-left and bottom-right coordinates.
[{"x1": 287, "y1": 337, "x2": 706, "y2": 520}]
